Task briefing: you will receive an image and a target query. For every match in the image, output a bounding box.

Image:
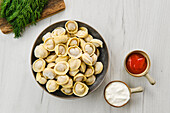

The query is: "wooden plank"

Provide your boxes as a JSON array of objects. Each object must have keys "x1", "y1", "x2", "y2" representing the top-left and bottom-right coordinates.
[{"x1": 0, "y1": 0, "x2": 65, "y2": 34}]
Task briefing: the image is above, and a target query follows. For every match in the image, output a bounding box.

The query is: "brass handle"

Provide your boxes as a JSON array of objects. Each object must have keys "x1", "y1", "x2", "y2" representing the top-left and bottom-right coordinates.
[
  {"x1": 130, "y1": 87, "x2": 144, "y2": 93},
  {"x1": 145, "y1": 73, "x2": 156, "y2": 85}
]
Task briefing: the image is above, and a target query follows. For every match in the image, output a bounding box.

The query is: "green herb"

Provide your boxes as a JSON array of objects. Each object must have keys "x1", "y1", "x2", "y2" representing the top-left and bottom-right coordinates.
[{"x1": 0, "y1": 0, "x2": 48, "y2": 38}]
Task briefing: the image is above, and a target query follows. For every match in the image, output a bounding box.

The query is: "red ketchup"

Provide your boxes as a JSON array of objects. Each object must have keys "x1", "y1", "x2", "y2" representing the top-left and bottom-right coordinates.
[{"x1": 126, "y1": 53, "x2": 147, "y2": 74}]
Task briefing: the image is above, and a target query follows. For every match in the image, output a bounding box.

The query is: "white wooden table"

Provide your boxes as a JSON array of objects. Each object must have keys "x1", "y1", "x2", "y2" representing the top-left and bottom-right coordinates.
[{"x1": 0, "y1": 0, "x2": 169, "y2": 113}]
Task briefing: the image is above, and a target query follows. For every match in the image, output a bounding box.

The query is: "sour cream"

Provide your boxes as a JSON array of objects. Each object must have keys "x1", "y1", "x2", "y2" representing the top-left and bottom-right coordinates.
[{"x1": 105, "y1": 82, "x2": 130, "y2": 107}]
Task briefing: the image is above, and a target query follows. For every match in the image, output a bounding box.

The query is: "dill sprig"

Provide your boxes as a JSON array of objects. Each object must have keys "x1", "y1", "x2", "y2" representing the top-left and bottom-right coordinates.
[{"x1": 0, "y1": 0, "x2": 48, "y2": 38}]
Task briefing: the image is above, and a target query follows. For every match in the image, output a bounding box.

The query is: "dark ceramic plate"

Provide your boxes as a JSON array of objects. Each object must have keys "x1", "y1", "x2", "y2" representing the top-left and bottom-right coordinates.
[{"x1": 31, "y1": 20, "x2": 109, "y2": 99}]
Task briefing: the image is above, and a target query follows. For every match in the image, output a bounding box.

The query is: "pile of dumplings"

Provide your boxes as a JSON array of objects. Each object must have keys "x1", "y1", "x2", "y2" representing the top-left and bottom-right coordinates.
[{"x1": 32, "y1": 20, "x2": 104, "y2": 97}]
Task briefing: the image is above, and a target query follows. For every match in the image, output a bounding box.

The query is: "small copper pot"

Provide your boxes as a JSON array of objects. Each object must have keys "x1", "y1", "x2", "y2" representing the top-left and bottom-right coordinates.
[
  {"x1": 124, "y1": 50, "x2": 156, "y2": 85},
  {"x1": 104, "y1": 80, "x2": 143, "y2": 108}
]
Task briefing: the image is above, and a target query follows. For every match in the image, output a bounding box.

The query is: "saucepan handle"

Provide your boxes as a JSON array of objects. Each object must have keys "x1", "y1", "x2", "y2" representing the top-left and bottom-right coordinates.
[
  {"x1": 145, "y1": 73, "x2": 156, "y2": 85},
  {"x1": 130, "y1": 87, "x2": 144, "y2": 93}
]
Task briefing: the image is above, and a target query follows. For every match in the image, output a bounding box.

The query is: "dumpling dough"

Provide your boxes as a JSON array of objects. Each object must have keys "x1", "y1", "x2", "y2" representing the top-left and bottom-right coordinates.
[
  {"x1": 33, "y1": 58, "x2": 46, "y2": 72},
  {"x1": 73, "y1": 82, "x2": 89, "y2": 97},
  {"x1": 34, "y1": 44, "x2": 48, "y2": 58},
  {"x1": 46, "y1": 80, "x2": 59, "y2": 92},
  {"x1": 54, "y1": 61, "x2": 69, "y2": 75},
  {"x1": 68, "y1": 46, "x2": 82, "y2": 58},
  {"x1": 43, "y1": 68, "x2": 56, "y2": 79}
]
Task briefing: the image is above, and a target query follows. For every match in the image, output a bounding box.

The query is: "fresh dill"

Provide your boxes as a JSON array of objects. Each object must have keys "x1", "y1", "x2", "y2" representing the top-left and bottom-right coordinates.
[{"x1": 0, "y1": 0, "x2": 48, "y2": 38}]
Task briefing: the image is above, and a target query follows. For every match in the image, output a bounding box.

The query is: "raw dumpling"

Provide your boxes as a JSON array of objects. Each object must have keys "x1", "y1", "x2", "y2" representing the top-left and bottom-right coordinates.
[
  {"x1": 79, "y1": 62, "x2": 86, "y2": 73},
  {"x1": 81, "y1": 53, "x2": 93, "y2": 66},
  {"x1": 54, "y1": 35, "x2": 69, "y2": 45},
  {"x1": 43, "y1": 68, "x2": 56, "y2": 79},
  {"x1": 68, "y1": 58, "x2": 81, "y2": 71},
  {"x1": 62, "y1": 78, "x2": 73, "y2": 88},
  {"x1": 42, "y1": 32, "x2": 53, "y2": 42},
  {"x1": 54, "y1": 61, "x2": 69, "y2": 75},
  {"x1": 65, "y1": 20, "x2": 78, "y2": 34},
  {"x1": 73, "y1": 82, "x2": 89, "y2": 97},
  {"x1": 46, "y1": 80, "x2": 59, "y2": 92},
  {"x1": 94, "y1": 62, "x2": 103, "y2": 74},
  {"x1": 34, "y1": 44, "x2": 48, "y2": 58},
  {"x1": 73, "y1": 73, "x2": 87, "y2": 82},
  {"x1": 83, "y1": 43, "x2": 95, "y2": 56},
  {"x1": 61, "y1": 88, "x2": 73, "y2": 95},
  {"x1": 52, "y1": 27, "x2": 66, "y2": 36},
  {"x1": 68, "y1": 46, "x2": 82, "y2": 58},
  {"x1": 56, "y1": 75, "x2": 69, "y2": 85},
  {"x1": 86, "y1": 75, "x2": 96, "y2": 85},
  {"x1": 44, "y1": 38, "x2": 55, "y2": 51},
  {"x1": 67, "y1": 37, "x2": 79, "y2": 47},
  {"x1": 84, "y1": 35, "x2": 93, "y2": 42},
  {"x1": 33, "y1": 58, "x2": 46, "y2": 72},
  {"x1": 85, "y1": 66, "x2": 94, "y2": 77},
  {"x1": 55, "y1": 44, "x2": 67, "y2": 56},
  {"x1": 90, "y1": 39, "x2": 103, "y2": 48},
  {"x1": 75, "y1": 27, "x2": 88, "y2": 38},
  {"x1": 47, "y1": 63, "x2": 56, "y2": 69},
  {"x1": 91, "y1": 54, "x2": 98, "y2": 65},
  {"x1": 45, "y1": 54, "x2": 57, "y2": 63},
  {"x1": 36, "y1": 72, "x2": 47, "y2": 84}
]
